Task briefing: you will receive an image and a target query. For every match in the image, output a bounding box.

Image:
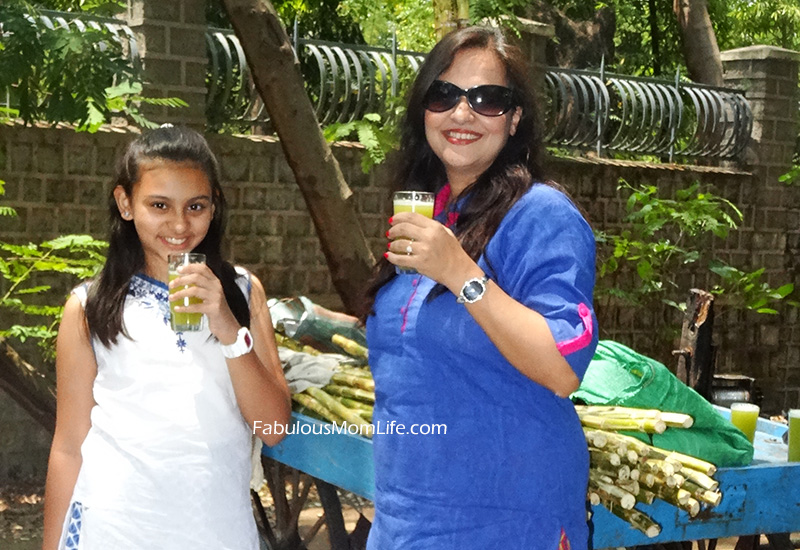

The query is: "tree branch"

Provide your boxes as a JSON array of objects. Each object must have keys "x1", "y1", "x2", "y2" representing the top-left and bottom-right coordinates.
[{"x1": 221, "y1": 0, "x2": 376, "y2": 314}]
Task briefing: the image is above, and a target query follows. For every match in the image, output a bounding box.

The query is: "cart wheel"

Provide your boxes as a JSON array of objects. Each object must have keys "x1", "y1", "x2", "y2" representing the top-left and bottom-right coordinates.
[
  {"x1": 314, "y1": 479, "x2": 372, "y2": 550},
  {"x1": 252, "y1": 456, "x2": 314, "y2": 550}
]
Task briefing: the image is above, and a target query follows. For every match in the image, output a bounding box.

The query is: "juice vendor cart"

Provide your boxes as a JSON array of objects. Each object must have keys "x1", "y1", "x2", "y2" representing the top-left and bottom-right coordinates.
[{"x1": 262, "y1": 409, "x2": 800, "y2": 549}]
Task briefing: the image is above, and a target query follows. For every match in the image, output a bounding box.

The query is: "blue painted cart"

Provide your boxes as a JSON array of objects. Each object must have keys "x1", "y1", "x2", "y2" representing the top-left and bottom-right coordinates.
[{"x1": 263, "y1": 409, "x2": 800, "y2": 549}]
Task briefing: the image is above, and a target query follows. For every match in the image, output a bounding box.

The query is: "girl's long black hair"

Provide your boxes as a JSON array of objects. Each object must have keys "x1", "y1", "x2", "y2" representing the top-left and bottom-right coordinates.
[
  {"x1": 362, "y1": 26, "x2": 556, "y2": 318},
  {"x1": 85, "y1": 126, "x2": 250, "y2": 347}
]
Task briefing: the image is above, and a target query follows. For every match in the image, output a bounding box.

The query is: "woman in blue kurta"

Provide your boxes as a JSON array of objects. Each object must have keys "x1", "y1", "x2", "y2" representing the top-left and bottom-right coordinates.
[{"x1": 363, "y1": 27, "x2": 599, "y2": 550}]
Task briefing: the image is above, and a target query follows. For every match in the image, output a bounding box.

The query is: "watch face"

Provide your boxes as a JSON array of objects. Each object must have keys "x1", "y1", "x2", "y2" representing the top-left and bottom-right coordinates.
[{"x1": 463, "y1": 281, "x2": 483, "y2": 301}]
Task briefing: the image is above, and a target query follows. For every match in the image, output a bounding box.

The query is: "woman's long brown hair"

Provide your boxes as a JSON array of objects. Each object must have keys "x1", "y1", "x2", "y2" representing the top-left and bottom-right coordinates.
[{"x1": 360, "y1": 26, "x2": 553, "y2": 320}]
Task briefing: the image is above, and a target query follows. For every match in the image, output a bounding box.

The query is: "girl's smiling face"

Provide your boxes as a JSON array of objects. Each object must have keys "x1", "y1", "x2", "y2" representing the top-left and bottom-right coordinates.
[
  {"x1": 423, "y1": 47, "x2": 521, "y2": 196},
  {"x1": 114, "y1": 160, "x2": 214, "y2": 281}
]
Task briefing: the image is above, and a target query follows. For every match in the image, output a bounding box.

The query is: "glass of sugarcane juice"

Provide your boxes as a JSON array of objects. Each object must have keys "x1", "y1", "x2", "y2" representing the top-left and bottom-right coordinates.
[
  {"x1": 168, "y1": 252, "x2": 206, "y2": 332},
  {"x1": 392, "y1": 191, "x2": 435, "y2": 275},
  {"x1": 730, "y1": 402, "x2": 760, "y2": 443},
  {"x1": 788, "y1": 409, "x2": 800, "y2": 462}
]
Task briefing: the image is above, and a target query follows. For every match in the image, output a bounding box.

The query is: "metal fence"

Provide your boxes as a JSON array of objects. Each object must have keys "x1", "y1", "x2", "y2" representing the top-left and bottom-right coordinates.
[
  {"x1": 206, "y1": 26, "x2": 425, "y2": 127},
  {"x1": 4, "y1": 10, "x2": 753, "y2": 162},
  {"x1": 543, "y1": 66, "x2": 753, "y2": 161}
]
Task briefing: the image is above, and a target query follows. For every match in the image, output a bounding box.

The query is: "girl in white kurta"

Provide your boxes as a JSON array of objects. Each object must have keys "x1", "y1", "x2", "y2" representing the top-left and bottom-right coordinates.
[{"x1": 42, "y1": 126, "x2": 292, "y2": 550}]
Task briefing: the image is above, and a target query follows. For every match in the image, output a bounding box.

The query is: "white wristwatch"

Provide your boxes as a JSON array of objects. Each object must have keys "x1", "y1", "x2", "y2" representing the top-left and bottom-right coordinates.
[{"x1": 221, "y1": 327, "x2": 254, "y2": 359}]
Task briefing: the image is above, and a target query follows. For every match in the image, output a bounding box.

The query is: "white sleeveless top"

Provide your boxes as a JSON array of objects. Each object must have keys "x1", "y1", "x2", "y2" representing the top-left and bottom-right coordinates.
[{"x1": 64, "y1": 270, "x2": 259, "y2": 550}]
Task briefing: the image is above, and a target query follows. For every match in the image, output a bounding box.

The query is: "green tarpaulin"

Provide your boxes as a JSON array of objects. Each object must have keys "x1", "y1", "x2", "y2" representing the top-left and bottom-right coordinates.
[{"x1": 572, "y1": 340, "x2": 754, "y2": 467}]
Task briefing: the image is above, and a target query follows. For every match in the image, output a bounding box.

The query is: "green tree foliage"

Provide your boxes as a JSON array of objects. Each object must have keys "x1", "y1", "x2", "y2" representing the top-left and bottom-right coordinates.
[
  {"x1": 596, "y1": 181, "x2": 794, "y2": 319},
  {"x1": 722, "y1": 0, "x2": 800, "y2": 52},
  {"x1": 0, "y1": 182, "x2": 107, "y2": 361},
  {"x1": 207, "y1": 0, "x2": 365, "y2": 43},
  {"x1": 0, "y1": 1, "x2": 186, "y2": 131}
]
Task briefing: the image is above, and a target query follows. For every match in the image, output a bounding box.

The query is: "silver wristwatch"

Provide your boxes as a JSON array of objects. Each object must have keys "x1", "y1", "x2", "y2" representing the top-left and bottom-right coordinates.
[
  {"x1": 456, "y1": 275, "x2": 489, "y2": 304},
  {"x1": 221, "y1": 327, "x2": 254, "y2": 359}
]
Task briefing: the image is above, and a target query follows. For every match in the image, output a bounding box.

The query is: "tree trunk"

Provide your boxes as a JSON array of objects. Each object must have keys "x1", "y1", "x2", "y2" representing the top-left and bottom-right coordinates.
[
  {"x1": 648, "y1": 0, "x2": 661, "y2": 76},
  {"x1": 0, "y1": 338, "x2": 56, "y2": 433},
  {"x1": 221, "y1": 0, "x2": 375, "y2": 314},
  {"x1": 673, "y1": 0, "x2": 723, "y2": 86},
  {"x1": 434, "y1": 0, "x2": 470, "y2": 41}
]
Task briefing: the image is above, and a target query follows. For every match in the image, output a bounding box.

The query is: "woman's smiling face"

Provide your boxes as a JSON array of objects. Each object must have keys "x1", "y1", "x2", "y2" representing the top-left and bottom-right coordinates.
[{"x1": 424, "y1": 47, "x2": 521, "y2": 195}]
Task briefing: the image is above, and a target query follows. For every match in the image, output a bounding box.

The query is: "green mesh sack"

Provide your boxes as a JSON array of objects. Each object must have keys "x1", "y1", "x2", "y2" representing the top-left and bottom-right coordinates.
[{"x1": 571, "y1": 340, "x2": 754, "y2": 467}]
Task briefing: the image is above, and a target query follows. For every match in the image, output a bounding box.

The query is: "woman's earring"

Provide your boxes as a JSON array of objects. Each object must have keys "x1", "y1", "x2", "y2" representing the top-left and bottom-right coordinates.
[{"x1": 123, "y1": 210, "x2": 131, "y2": 219}]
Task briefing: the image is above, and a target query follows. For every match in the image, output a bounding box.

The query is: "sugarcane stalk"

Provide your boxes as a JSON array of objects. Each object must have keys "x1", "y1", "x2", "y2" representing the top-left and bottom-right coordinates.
[
  {"x1": 638, "y1": 446, "x2": 717, "y2": 476},
  {"x1": 602, "y1": 502, "x2": 661, "y2": 538},
  {"x1": 682, "y1": 480, "x2": 722, "y2": 506},
  {"x1": 589, "y1": 492, "x2": 601, "y2": 506},
  {"x1": 580, "y1": 414, "x2": 666, "y2": 434},
  {"x1": 336, "y1": 397, "x2": 374, "y2": 412},
  {"x1": 635, "y1": 489, "x2": 657, "y2": 505},
  {"x1": 664, "y1": 451, "x2": 717, "y2": 476},
  {"x1": 680, "y1": 467, "x2": 719, "y2": 491},
  {"x1": 603, "y1": 432, "x2": 652, "y2": 457},
  {"x1": 590, "y1": 448, "x2": 622, "y2": 467},
  {"x1": 335, "y1": 365, "x2": 373, "y2": 379},
  {"x1": 616, "y1": 479, "x2": 640, "y2": 495},
  {"x1": 332, "y1": 334, "x2": 369, "y2": 360},
  {"x1": 629, "y1": 468, "x2": 641, "y2": 482},
  {"x1": 644, "y1": 458, "x2": 681, "y2": 476},
  {"x1": 589, "y1": 472, "x2": 636, "y2": 510},
  {"x1": 305, "y1": 387, "x2": 373, "y2": 433},
  {"x1": 584, "y1": 428, "x2": 608, "y2": 448},
  {"x1": 680, "y1": 497, "x2": 701, "y2": 517},
  {"x1": 357, "y1": 409, "x2": 373, "y2": 422},
  {"x1": 651, "y1": 477, "x2": 691, "y2": 505},
  {"x1": 330, "y1": 372, "x2": 375, "y2": 392},
  {"x1": 323, "y1": 383, "x2": 375, "y2": 404},
  {"x1": 292, "y1": 393, "x2": 345, "y2": 425},
  {"x1": 576, "y1": 405, "x2": 662, "y2": 418},
  {"x1": 661, "y1": 412, "x2": 694, "y2": 428}
]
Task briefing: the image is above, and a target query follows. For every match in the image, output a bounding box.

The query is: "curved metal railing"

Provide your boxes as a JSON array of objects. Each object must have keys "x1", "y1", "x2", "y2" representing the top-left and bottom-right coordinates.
[
  {"x1": 5, "y1": 9, "x2": 753, "y2": 162},
  {"x1": 543, "y1": 67, "x2": 752, "y2": 161},
  {"x1": 206, "y1": 28, "x2": 425, "y2": 127}
]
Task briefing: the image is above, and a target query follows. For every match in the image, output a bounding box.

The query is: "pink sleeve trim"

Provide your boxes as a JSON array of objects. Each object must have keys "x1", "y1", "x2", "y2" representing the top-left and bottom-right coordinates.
[{"x1": 555, "y1": 303, "x2": 593, "y2": 356}]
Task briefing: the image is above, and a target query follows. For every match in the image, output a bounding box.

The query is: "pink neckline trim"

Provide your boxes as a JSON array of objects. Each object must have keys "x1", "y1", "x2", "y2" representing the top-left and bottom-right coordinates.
[{"x1": 434, "y1": 184, "x2": 459, "y2": 228}]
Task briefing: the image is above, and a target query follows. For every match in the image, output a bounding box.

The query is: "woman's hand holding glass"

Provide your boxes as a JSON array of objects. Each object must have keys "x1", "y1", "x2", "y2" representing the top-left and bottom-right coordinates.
[
  {"x1": 168, "y1": 263, "x2": 240, "y2": 344},
  {"x1": 386, "y1": 212, "x2": 479, "y2": 292}
]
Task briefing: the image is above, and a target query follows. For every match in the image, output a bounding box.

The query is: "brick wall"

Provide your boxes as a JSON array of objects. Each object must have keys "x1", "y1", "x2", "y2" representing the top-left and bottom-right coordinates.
[{"x1": 0, "y1": 118, "x2": 797, "y2": 479}]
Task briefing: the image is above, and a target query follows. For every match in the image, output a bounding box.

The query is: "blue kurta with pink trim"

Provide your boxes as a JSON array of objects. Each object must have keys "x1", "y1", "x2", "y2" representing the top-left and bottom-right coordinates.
[{"x1": 365, "y1": 183, "x2": 598, "y2": 550}]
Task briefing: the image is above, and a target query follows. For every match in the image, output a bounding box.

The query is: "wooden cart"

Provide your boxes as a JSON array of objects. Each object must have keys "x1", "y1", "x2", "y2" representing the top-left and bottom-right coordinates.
[{"x1": 262, "y1": 408, "x2": 799, "y2": 549}]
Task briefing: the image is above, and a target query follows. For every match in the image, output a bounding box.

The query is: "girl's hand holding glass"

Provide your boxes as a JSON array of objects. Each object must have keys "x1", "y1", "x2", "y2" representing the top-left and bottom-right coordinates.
[{"x1": 168, "y1": 261, "x2": 241, "y2": 345}]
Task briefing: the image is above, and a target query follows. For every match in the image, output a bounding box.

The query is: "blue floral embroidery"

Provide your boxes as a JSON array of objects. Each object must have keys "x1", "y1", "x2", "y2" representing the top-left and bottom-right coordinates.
[
  {"x1": 176, "y1": 333, "x2": 188, "y2": 352},
  {"x1": 63, "y1": 501, "x2": 83, "y2": 549},
  {"x1": 128, "y1": 275, "x2": 189, "y2": 353},
  {"x1": 128, "y1": 274, "x2": 171, "y2": 325}
]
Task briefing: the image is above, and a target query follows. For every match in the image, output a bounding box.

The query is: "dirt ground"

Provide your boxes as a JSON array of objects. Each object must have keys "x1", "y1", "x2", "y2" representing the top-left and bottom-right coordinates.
[{"x1": 1, "y1": 483, "x2": 796, "y2": 550}]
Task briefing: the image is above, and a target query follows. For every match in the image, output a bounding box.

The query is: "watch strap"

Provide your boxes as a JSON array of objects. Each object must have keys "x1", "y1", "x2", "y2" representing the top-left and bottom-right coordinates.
[{"x1": 221, "y1": 326, "x2": 254, "y2": 359}]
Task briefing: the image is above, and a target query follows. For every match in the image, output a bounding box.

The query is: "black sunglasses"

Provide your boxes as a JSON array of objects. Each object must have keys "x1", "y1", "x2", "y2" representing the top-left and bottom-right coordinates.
[{"x1": 423, "y1": 80, "x2": 517, "y2": 117}]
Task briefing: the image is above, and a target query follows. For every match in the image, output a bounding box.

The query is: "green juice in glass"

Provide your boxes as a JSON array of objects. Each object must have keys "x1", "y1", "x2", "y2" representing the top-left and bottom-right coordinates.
[
  {"x1": 392, "y1": 199, "x2": 435, "y2": 218},
  {"x1": 730, "y1": 403, "x2": 760, "y2": 443},
  {"x1": 392, "y1": 191, "x2": 435, "y2": 275},
  {"x1": 168, "y1": 252, "x2": 206, "y2": 332},
  {"x1": 789, "y1": 409, "x2": 800, "y2": 462},
  {"x1": 168, "y1": 273, "x2": 204, "y2": 331}
]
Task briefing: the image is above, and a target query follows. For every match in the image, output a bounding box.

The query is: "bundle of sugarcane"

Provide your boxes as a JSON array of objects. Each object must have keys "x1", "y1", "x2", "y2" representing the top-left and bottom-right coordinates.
[
  {"x1": 582, "y1": 406, "x2": 722, "y2": 538},
  {"x1": 576, "y1": 404, "x2": 693, "y2": 434},
  {"x1": 277, "y1": 333, "x2": 376, "y2": 437}
]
